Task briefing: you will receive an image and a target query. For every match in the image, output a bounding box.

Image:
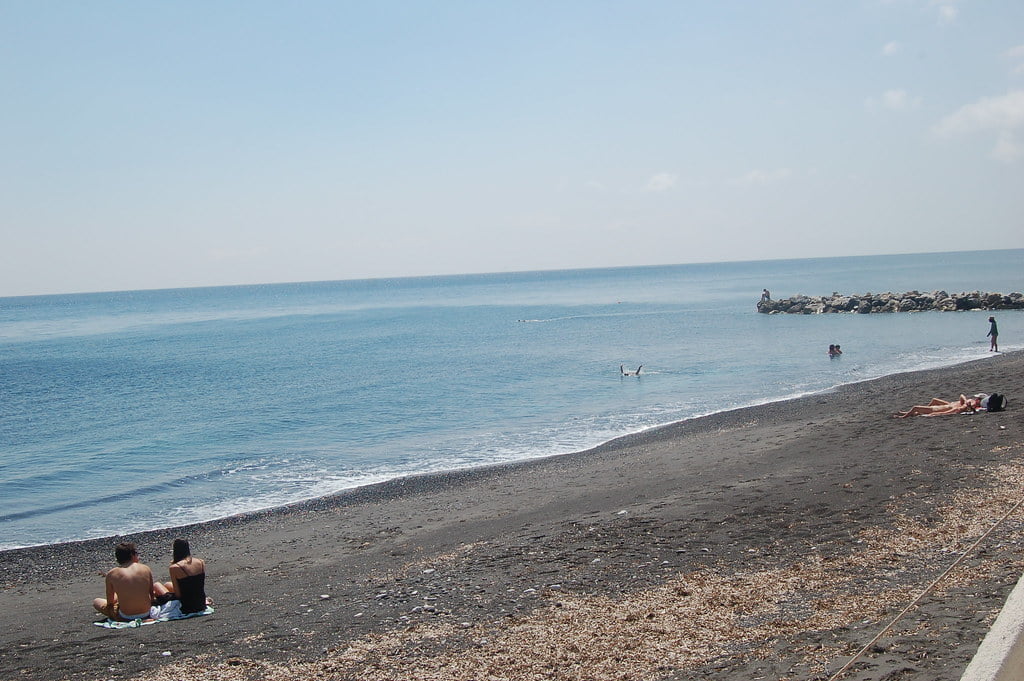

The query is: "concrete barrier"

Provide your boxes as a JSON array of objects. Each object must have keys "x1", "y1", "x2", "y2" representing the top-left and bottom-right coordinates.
[{"x1": 961, "y1": 573, "x2": 1024, "y2": 681}]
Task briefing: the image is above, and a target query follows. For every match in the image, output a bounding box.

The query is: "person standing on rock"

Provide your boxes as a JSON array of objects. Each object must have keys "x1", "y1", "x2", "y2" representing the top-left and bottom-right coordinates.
[{"x1": 987, "y1": 316, "x2": 999, "y2": 352}]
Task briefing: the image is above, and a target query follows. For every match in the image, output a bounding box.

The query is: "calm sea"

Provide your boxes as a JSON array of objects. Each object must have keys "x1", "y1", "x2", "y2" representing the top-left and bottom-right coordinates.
[{"x1": 1, "y1": 249, "x2": 1022, "y2": 550}]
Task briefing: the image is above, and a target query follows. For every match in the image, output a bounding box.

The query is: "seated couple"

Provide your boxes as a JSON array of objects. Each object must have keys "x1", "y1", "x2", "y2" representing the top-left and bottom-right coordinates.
[
  {"x1": 893, "y1": 394, "x2": 981, "y2": 419},
  {"x1": 93, "y1": 539, "x2": 208, "y2": 622}
]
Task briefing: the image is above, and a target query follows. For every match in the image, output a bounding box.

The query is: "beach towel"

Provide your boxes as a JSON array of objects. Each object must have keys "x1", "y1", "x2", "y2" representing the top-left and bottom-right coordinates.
[{"x1": 93, "y1": 605, "x2": 214, "y2": 629}]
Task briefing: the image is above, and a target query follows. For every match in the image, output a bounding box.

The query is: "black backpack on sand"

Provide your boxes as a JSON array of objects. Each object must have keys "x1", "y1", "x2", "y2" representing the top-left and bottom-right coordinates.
[{"x1": 987, "y1": 393, "x2": 1006, "y2": 412}]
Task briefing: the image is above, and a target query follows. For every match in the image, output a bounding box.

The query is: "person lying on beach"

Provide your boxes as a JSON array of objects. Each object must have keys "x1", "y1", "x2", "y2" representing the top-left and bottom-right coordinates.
[
  {"x1": 161, "y1": 538, "x2": 209, "y2": 615},
  {"x1": 892, "y1": 395, "x2": 981, "y2": 418},
  {"x1": 93, "y1": 542, "x2": 171, "y2": 621}
]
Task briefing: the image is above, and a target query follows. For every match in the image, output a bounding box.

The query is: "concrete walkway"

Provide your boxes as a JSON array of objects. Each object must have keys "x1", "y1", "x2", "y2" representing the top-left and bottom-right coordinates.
[{"x1": 961, "y1": 572, "x2": 1024, "y2": 681}]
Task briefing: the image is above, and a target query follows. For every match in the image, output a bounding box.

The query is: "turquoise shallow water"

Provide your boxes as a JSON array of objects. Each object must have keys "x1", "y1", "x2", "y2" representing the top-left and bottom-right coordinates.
[{"x1": 1, "y1": 249, "x2": 1022, "y2": 549}]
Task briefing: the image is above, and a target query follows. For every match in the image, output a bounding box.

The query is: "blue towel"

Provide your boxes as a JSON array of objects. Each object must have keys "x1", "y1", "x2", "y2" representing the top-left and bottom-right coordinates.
[{"x1": 94, "y1": 605, "x2": 214, "y2": 629}]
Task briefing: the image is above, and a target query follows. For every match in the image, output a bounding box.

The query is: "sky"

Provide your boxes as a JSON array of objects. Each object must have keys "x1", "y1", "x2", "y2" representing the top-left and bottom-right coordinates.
[{"x1": 2, "y1": 1, "x2": 1023, "y2": 297}]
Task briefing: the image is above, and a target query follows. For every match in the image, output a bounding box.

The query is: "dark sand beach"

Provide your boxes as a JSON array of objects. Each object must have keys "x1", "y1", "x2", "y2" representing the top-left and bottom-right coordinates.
[{"x1": 2, "y1": 352, "x2": 1023, "y2": 681}]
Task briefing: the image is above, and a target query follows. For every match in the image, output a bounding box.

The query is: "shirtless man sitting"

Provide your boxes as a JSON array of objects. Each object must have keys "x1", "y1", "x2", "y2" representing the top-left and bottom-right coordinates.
[
  {"x1": 893, "y1": 395, "x2": 981, "y2": 419},
  {"x1": 93, "y1": 542, "x2": 170, "y2": 621}
]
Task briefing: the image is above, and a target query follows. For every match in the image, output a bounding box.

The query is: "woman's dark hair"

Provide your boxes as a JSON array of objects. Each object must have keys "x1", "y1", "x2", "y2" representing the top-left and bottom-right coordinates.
[{"x1": 172, "y1": 538, "x2": 191, "y2": 563}]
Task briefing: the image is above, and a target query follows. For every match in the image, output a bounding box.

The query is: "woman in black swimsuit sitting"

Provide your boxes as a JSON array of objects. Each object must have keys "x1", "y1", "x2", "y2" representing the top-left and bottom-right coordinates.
[{"x1": 162, "y1": 538, "x2": 208, "y2": 614}]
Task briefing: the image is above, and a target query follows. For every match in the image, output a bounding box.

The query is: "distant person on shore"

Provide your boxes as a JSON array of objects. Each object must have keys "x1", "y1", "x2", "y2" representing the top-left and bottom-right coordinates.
[
  {"x1": 93, "y1": 542, "x2": 170, "y2": 621},
  {"x1": 893, "y1": 395, "x2": 981, "y2": 418},
  {"x1": 161, "y1": 538, "x2": 209, "y2": 615},
  {"x1": 988, "y1": 316, "x2": 999, "y2": 352},
  {"x1": 761, "y1": 288, "x2": 771, "y2": 302}
]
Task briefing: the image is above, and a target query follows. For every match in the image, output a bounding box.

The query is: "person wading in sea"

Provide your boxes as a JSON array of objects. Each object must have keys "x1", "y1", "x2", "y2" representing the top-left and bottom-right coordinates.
[{"x1": 988, "y1": 316, "x2": 999, "y2": 352}]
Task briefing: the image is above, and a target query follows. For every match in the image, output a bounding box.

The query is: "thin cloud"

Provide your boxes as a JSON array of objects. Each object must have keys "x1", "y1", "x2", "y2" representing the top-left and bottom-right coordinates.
[
  {"x1": 933, "y1": 90, "x2": 1024, "y2": 162},
  {"x1": 1007, "y1": 45, "x2": 1024, "y2": 76},
  {"x1": 865, "y1": 89, "x2": 922, "y2": 113},
  {"x1": 992, "y1": 131, "x2": 1023, "y2": 163},
  {"x1": 644, "y1": 172, "x2": 678, "y2": 192},
  {"x1": 933, "y1": 91, "x2": 1024, "y2": 136},
  {"x1": 880, "y1": 1, "x2": 958, "y2": 26},
  {"x1": 730, "y1": 168, "x2": 792, "y2": 187},
  {"x1": 933, "y1": 0, "x2": 959, "y2": 24},
  {"x1": 882, "y1": 41, "x2": 901, "y2": 57}
]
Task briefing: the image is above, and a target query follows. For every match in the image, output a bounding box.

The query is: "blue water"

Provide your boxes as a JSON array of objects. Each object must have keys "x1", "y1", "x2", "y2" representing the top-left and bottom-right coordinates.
[{"x1": 1, "y1": 250, "x2": 1022, "y2": 550}]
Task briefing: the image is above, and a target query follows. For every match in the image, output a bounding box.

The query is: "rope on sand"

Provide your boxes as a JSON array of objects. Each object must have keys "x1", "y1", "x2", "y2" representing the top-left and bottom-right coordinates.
[{"x1": 827, "y1": 494, "x2": 1024, "y2": 681}]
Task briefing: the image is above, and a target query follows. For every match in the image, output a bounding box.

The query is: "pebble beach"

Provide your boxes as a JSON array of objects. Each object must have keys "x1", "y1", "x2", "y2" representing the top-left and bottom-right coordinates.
[{"x1": 2, "y1": 351, "x2": 1023, "y2": 681}]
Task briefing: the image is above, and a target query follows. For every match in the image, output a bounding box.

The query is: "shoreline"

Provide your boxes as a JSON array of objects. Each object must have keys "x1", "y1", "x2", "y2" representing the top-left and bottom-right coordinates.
[
  {"x1": 1, "y1": 351, "x2": 1023, "y2": 680},
  {"x1": 0, "y1": 350, "x2": 1007, "y2": 556}
]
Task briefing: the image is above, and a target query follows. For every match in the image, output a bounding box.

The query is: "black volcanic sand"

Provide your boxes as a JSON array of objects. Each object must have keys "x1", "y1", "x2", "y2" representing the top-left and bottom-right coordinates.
[{"x1": 2, "y1": 351, "x2": 1023, "y2": 681}]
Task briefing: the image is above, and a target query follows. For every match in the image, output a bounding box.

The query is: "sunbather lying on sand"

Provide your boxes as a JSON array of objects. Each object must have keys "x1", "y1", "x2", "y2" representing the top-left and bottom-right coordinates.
[{"x1": 893, "y1": 395, "x2": 981, "y2": 418}]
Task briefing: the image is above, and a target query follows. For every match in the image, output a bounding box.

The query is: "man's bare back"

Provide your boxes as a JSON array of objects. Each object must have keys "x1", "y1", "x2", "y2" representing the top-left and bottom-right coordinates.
[{"x1": 93, "y1": 542, "x2": 166, "y2": 620}]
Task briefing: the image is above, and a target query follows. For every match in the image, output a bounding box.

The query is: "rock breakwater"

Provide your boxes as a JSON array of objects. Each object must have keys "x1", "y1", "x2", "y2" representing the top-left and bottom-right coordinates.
[{"x1": 757, "y1": 290, "x2": 1024, "y2": 314}]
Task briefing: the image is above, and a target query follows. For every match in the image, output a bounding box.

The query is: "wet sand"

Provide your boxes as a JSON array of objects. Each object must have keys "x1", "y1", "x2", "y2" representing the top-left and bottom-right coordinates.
[{"x1": 2, "y1": 351, "x2": 1023, "y2": 681}]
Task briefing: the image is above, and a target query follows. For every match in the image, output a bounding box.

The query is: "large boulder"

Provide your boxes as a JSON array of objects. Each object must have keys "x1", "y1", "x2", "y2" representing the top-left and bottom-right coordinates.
[{"x1": 955, "y1": 296, "x2": 980, "y2": 310}]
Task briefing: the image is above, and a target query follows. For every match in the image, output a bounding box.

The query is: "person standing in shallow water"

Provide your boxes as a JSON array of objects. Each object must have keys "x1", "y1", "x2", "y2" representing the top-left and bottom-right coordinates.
[{"x1": 988, "y1": 316, "x2": 999, "y2": 352}]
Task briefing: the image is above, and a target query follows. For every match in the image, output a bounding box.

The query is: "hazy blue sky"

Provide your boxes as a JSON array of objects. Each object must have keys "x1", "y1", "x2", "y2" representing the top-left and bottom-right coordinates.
[{"x1": 2, "y1": 1, "x2": 1023, "y2": 296}]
